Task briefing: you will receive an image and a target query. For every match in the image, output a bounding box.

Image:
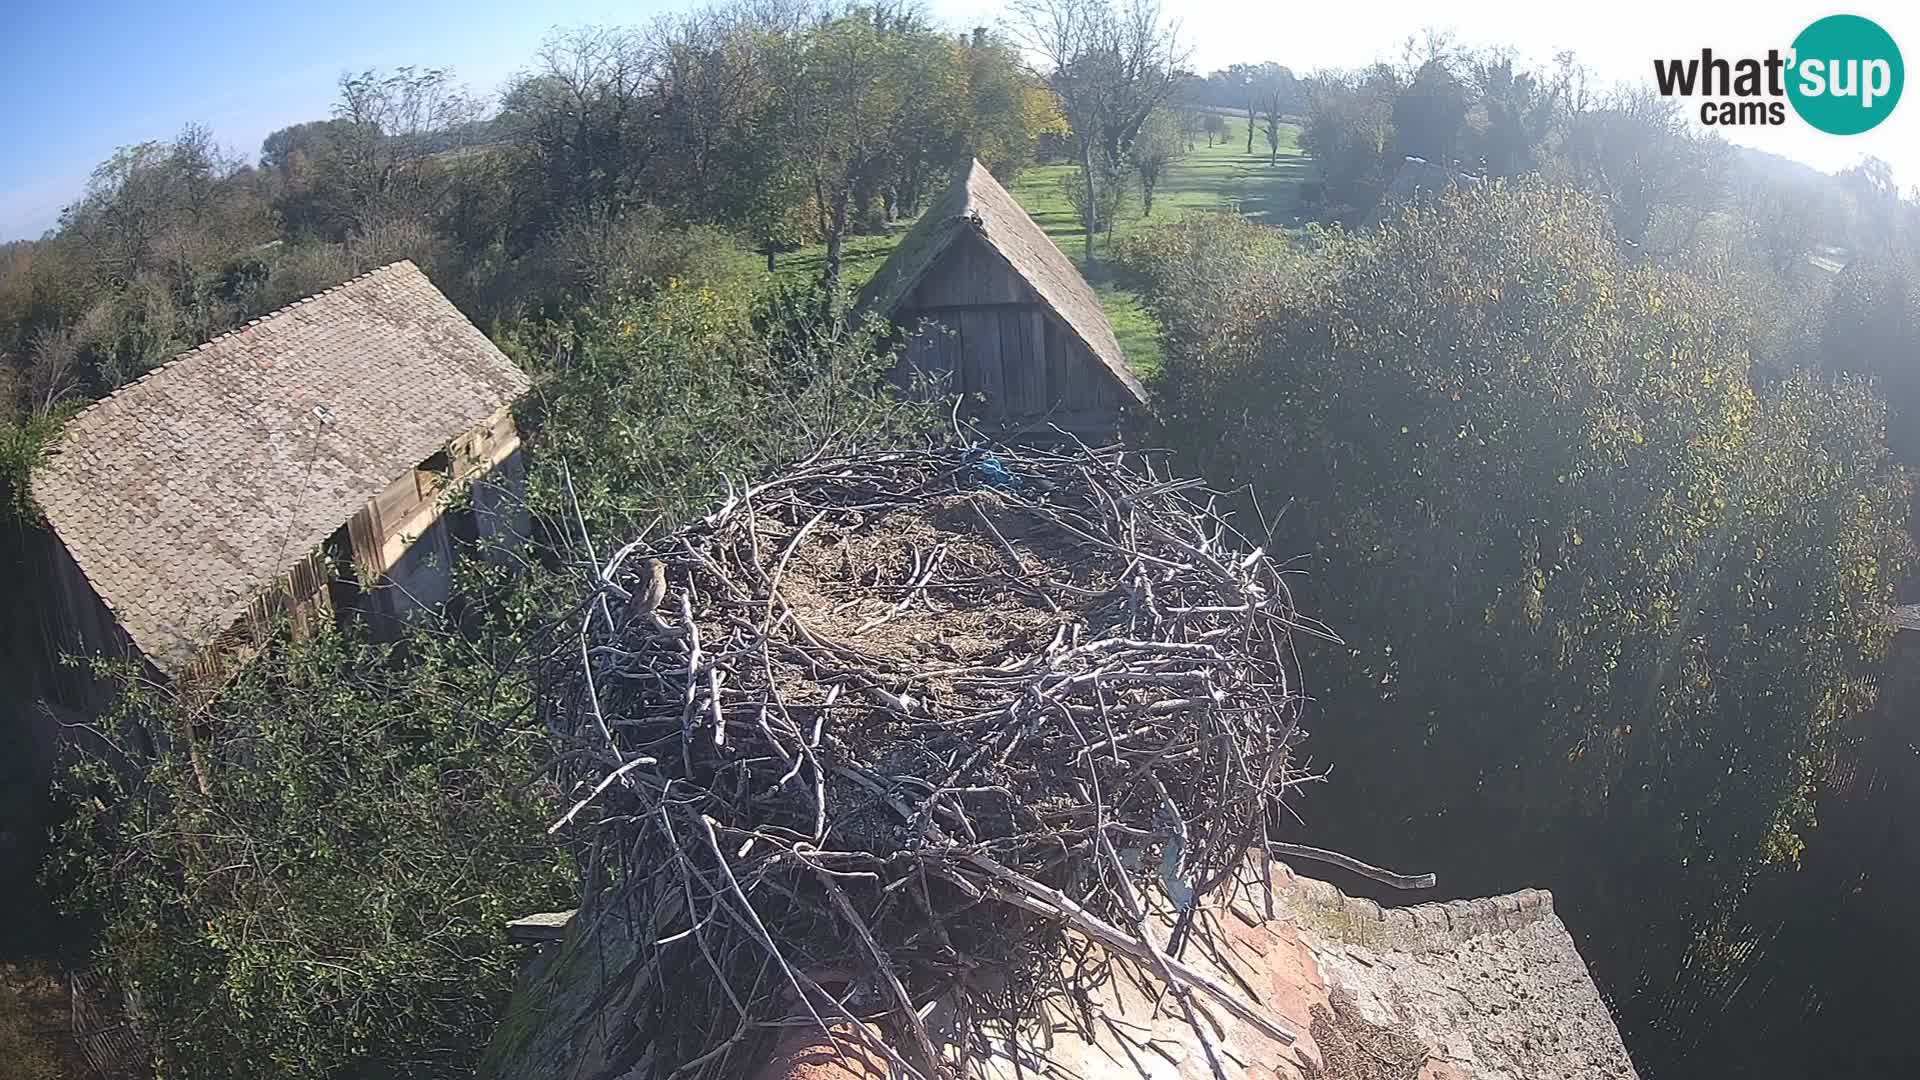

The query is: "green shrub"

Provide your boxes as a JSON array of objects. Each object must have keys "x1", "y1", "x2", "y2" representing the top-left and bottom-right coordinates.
[
  {"x1": 55, "y1": 623, "x2": 575, "y2": 1080},
  {"x1": 516, "y1": 279, "x2": 939, "y2": 546},
  {"x1": 1, "y1": 410, "x2": 73, "y2": 525},
  {"x1": 1123, "y1": 184, "x2": 1912, "y2": 941}
]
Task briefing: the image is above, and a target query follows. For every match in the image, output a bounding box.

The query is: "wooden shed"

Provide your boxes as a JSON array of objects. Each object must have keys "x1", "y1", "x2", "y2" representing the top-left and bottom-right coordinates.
[
  {"x1": 22, "y1": 261, "x2": 530, "y2": 709},
  {"x1": 857, "y1": 159, "x2": 1148, "y2": 438}
]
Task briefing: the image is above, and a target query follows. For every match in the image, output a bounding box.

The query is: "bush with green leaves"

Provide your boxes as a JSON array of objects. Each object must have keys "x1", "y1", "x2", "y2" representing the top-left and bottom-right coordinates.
[
  {"x1": 55, "y1": 623, "x2": 576, "y2": 1080},
  {"x1": 1121, "y1": 185, "x2": 1911, "y2": 1006},
  {"x1": 513, "y1": 278, "x2": 938, "y2": 547}
]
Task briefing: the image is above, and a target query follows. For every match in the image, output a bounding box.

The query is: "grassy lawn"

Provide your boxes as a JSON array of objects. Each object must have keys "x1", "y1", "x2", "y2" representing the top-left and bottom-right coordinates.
[{"x1": 769, "y1": 117, "x2": 1308, "y2": 377}]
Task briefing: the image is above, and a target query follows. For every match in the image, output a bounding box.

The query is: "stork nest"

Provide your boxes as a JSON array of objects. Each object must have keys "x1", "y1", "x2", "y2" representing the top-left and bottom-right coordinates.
[{"x1": 540, "y1": 443, "x2": 1327, "y2": 1078}]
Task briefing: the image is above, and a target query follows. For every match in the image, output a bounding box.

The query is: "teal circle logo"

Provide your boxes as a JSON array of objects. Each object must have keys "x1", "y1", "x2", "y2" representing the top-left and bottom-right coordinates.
[{"x1": 1787, "y1": 14, "x2": 1903, "y2": 134}]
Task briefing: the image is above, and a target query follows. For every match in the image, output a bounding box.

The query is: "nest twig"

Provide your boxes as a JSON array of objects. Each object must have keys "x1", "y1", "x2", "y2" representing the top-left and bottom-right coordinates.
[{"x1": 540, "y1": 441, "x2": 1339, "y2": 1078}]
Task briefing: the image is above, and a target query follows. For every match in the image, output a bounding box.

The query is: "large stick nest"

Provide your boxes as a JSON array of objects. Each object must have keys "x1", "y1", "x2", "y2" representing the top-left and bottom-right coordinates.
[{"x1": 541, "y1": 443, "x2": 1327, "y2": 1078}]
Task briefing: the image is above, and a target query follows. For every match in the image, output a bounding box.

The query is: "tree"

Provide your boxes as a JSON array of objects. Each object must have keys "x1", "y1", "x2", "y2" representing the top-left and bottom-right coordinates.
[
  {"x1": 1837, "y1": 156, "x2": 1916, "y2": 257},
  {"x1": 1819, "y1": 251, "x2": 1920, "y2": 461},
  {"x1": 1174, "y1": 104, "x2": 1202, "y2": 150},
  {"x1": 649, "y1": 5, "x2": 796, "y2": 225},
  {"x1": 1562, "y1": 88, "x2": 1729, "y2": 250},
  {"x1": 1247, "y1": 62, "x2": 1297, "y2": 165},
  {"x1": 1392, "y1": 58, "x2": 1468, "y2": 164},
  {"x1": 1122, "y1": 190, "x2": 1912, "y2": 1030},
  {"x1": 62, "y1": 126, "x2": 248, "y2": 285},
  {"x1": 320, "y1": 67, "x2": 481, "y2": 236},
  {"x1": 773, "y1": 8, "x2": 922, "y2": 302},
  {"x1": 260, "y1": 119, "x2": 359, "y2": 175},
  {"x1": 1465, "y1": 52, "x2": 1570, "y2": 177},
  {"x1": 1201, "y1": 111, "x2": 1225, "y2": 146},
  {"x1": 1010, "y1": 0, "x2": 1185, "y2": 268},
  {"x1": 1131, "y1": 107, "x2": 1180, "y2": 215},
  {"x1": 1300, "y1": 66, "x2": 1400, "y2": 212},
  {"x1": 962, "y1": 30, "x2": 1070, "y2": 181},
  {"x1": 56, "y1": 624, "x2": 577, "y2": 1080},
  {"x1": 1058, "y1": 157, "x2": 1129, "y2": 245},
  {"x1": 499, "y1": 31, "x2": 659, "y2": 245}
]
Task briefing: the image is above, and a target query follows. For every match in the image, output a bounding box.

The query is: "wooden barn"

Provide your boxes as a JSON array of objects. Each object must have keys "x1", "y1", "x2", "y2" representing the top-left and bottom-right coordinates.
[
  {"x1": 857, "y1": 159, "x2": 1148, "y2": 438},
  {"x1": 22, "y1": 260, "x2": 530, "y2": 709}
]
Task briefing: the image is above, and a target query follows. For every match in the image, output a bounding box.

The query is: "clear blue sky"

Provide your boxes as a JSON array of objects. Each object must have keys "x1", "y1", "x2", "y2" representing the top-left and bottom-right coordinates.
[
  {"x1": 0, "y1": 0, "x2": 646, "y2": 240},
  {"x1": 5, "y1": 1, "x2": 1915, "y2": 241}
]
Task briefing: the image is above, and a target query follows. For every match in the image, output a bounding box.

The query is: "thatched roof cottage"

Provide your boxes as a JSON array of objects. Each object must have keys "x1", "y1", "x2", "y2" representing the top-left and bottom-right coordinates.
[{"x1": 857, "y1": 159, "x2": 1148, "y2": 439}]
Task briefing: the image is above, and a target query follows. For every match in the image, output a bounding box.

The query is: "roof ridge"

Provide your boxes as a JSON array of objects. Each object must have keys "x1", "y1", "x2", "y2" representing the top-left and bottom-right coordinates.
[{"x1": 53, "y1": 260, "x2": 420, "y2": 435}]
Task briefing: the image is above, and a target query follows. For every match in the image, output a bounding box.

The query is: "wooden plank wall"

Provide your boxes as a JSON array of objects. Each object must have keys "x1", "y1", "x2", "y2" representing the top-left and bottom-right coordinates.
[
  {"x1": 23, "y1": 525, "x2": 142, "y2": 711},
  {"x1": 895, "y1": 231, "x2": 1124, "y2": 434}
]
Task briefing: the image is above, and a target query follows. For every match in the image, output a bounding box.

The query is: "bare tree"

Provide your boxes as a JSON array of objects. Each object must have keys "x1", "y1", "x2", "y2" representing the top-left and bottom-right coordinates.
[
  {"x1": 1175, "y1": 105, "x2": 1201, "y2": 151},
  {"x1": 1250, "y1": 64, "x2": 1296, "y2": 165},
  {"x1": 329, "y1": 67, "x2": 483, "y2": 233},
  {"x1": 26, "y1": 324, "x2": 84, "y2": 417},
  {"x1": 1009, "y1": 0, "x2": 1185, "y2": 268}
]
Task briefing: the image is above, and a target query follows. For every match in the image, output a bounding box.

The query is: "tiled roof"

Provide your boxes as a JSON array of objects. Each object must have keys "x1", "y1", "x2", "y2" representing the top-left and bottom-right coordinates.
[
  {"x1": 856, "y1": 158, "x2": 1148, "y2": 407},
  {"x1": 32, "y1": 261, "x2": 529, "y2": 675}
]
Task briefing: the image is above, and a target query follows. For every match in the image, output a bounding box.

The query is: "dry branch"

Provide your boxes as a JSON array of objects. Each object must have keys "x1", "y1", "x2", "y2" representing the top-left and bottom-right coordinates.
[{"x1": 539, "y1": 441, "x2": 1343, "y2": 1076}]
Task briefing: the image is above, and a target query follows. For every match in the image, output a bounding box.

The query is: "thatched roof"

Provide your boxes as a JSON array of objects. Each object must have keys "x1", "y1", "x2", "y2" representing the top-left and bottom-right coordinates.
[
  {"x1": 857, "y1": 159, "x2": 1147, "y2": 407},
  {"x1": 32, "y1": 261, "x2": 528, "y2": 674}
]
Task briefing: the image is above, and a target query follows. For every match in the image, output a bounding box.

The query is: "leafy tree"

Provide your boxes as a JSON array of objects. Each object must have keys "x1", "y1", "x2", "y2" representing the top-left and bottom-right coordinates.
[
  {"x1": 1819, "y1": 252, "x2": 1920, "y2": 462},
  {"x1": 1130, "y1": 107, "x2": 1181, "y2": 215},
  {"x1": 1201, "y1": 111, "x2": 1225, "y2": 147},
  {"x1": 770, "y1": 8, "x2": 922, "y2": 301},
  {"x1": 957, "y1": 29, "x2": 1069, "y2": 189},
  {"x1": 1300, "y1": 66, "x2": 1400, "y2": 213},
  {"x1": 1392, "y1": 59, "x2": 1468, "y2": 164},
  {"x1": 517, "y1": 279, "x2": 936, "y2": 544},
  {"x1": 1059, "y1": 158, "x2": 1130, "y2": 246},
  {"x1": 1465, "y1": 53, "x2": 1570, "y2": 177},
  {"x1": 261, "y1": 119, "x2": 351, "y2": 174},
  {"x1": 1122, "y1": 187, "x2": 1911, "y2": 1027},
  {"x1": 1562, "y1": 88, "x2": 1729, "y2": 250}
]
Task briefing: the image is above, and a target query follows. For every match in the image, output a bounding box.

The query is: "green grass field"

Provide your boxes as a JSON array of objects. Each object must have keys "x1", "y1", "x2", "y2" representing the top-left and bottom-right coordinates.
[{"x1": 772, "y1": 117, "x2": 1308, "y2": 376}]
